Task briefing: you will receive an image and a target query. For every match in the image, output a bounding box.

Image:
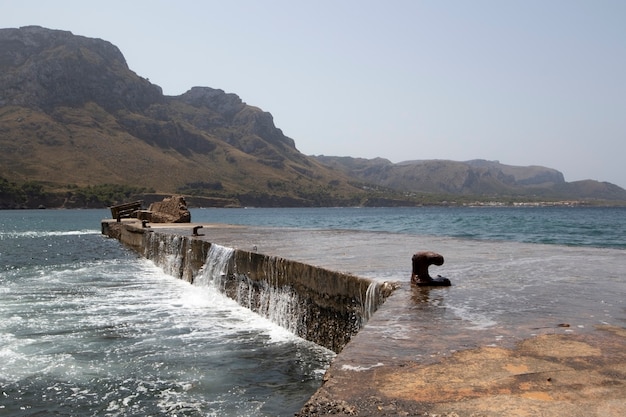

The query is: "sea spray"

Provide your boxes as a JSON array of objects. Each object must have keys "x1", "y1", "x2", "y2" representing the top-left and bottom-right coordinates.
[
  {"x1": 252, "y1": 280, "x2": 304, "y2": 335},
  {"x1": 121, "y1": 229, "x2": 391, "y2": 352},
  {"x1": 144, "y1": 232, "x2": 186, "y2": 279},
  {"x1": 363, "y1": 282, "x2": 378, "y2": 322},
  {"x1": 195, "y1": 243, "x2": 235, "y2": 288},
  {"x1": 163, "y1": 235, "x2": 184, "y2": 278},
  {"x1": 196, "y1": 244, "x2": 306, "y2": 336}
]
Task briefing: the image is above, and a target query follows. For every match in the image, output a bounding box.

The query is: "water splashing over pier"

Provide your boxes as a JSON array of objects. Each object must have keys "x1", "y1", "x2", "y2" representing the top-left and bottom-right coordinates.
[
  {"x1": 102, "y1": 224, "x2": 393, "y2": 353},
  {"x1": 195, "y1": 243, "x2": 234, "y2": 288},
  {"x1": 363, "y1": 282, "x2": 378, "y2": 321}
]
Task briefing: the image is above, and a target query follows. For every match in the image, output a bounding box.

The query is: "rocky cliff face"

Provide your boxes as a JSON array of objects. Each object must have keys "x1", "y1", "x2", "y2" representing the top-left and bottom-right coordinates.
[
  {"x1": 0, "y1": 26, "x2": 299, "y2": 156},
  {"x1": 0, "y1": 26, "x2": 162, "y2": 112},
  {"x1": 176, "y1": 86, "x2": 298, "y2": 158}
]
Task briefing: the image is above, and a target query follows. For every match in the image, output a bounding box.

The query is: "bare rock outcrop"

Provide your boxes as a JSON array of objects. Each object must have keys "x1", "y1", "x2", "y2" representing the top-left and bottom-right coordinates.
[
  {"x1": 148, "y1": 195, "x2": 191, "y2": 223},
  {"x1": 0, "y1": 26, "x2": 163, "y2": 112}
]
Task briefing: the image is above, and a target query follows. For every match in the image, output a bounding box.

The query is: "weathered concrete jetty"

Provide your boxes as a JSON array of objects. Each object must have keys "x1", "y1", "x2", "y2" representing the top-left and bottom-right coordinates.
[
  {"x1": 101, "y1": 219, "x2": 626, "y2": 417},
  {"x1": 101, "y1": 219, "x2": 394, "y2": 353}
]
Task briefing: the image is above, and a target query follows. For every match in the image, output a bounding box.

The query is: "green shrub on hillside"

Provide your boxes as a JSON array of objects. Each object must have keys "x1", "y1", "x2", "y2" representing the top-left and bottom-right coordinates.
[
  {"x1": 0, "y1": 178, "x2": 155, "y2": 208},
  {"x1": 70, "y1": 184, "x2": 155, "y2": 207}
]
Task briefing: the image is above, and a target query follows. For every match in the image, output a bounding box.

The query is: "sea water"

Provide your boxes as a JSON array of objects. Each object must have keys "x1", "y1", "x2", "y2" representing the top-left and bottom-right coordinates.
[
  {"x1": 191, "y1": 206, "x2": 626, "y2": 250},
  {"x1": 192, "y1": 206, "x2": 626, "y2": 344},
  {"x1": 1, "y1": 206, "x2": 625, "y2": 416},
  {"x1": 0, "y1": 210, "x2": 332, "y2": 417}
]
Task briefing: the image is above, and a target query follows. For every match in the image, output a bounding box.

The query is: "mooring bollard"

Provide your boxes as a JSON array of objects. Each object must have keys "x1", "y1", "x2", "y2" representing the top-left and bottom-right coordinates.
[{"x1": 411, "y1": 251, "x2": 451, "y2": 286}]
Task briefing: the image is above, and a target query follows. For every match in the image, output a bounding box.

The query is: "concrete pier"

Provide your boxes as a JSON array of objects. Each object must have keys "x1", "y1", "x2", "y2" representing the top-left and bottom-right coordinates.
[
  {"x1": 101, "y1": 219, "x2": 394, "y2": 353},
  {"x1": 102, "y1": 219, "x2": 626, "y2": 417}
]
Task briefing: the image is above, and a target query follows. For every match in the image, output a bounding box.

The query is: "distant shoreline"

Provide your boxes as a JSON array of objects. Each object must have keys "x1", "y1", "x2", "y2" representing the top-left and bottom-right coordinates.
[{"x1": 2, "y1": 199, "x2": 626, "y2": 210}]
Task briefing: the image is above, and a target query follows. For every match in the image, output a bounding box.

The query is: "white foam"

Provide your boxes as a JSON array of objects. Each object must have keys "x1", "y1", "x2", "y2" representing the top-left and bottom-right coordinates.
[
  {"x1": 363, "y1": 282, "x2": 378, "y2": 321},
  {"x1": 341, "y1": 362, "x2": 384, "y2": 372},
  {"x1": 195, "y1": 243, "x2": 234, "y2": 287},
  {"x1": 139, "y1": 257, "x2": 305, "y2": 345},
  {"x1": 0, "y1": 230, "x2": 99, "y2": 239}
]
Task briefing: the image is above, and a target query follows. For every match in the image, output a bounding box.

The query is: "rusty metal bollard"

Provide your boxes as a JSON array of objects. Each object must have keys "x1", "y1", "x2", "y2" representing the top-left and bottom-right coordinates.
[{"x1": 411, "y1": 251, "x2": 451, "y2": 286}]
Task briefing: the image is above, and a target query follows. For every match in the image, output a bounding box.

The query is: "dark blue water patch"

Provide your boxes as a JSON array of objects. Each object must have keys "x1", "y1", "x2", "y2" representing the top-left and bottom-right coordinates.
[
  {"x1": 0, "y1": 338, "x2": 327, "y2": 416},
  {"x1": 0, "y1": 375, "x2": 207, "y2": 417},
  {"x1": 1, "y1": 232, "x2": 125, "y2": 271}
]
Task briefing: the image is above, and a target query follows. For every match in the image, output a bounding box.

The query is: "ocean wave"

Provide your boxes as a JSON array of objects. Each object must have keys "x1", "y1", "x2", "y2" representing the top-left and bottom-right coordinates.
[{"x1": 0, "y1": 230, "x2": 100, "y2": 240}]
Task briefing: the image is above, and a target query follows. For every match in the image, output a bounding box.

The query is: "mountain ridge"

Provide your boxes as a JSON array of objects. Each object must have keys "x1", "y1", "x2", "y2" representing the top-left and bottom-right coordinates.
[
  {"x1": 311, "y1": 156, "x2": 626, "y2": 202},
  {"x1": 1, "y1": 26, "x2": 625, "y2": 208}
]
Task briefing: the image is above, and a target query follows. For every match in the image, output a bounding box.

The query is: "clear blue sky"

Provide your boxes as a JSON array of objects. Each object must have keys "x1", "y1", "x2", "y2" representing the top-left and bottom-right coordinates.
[{"x1": 3, "y1": 0, "x2": 626, "y2": 188}]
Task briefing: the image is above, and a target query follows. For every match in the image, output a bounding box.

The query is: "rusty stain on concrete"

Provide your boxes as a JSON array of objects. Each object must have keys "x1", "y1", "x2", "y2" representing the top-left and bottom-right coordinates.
[{"x1": 299, "y1": 327, "x2": 626, "y2": 416}]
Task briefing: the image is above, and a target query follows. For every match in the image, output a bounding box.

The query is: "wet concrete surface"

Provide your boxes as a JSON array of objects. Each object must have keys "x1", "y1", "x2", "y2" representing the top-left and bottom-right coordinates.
[
  {"x1": 143, "y1": 222, "x2": 626, "y2": 416},
  {"x1": 301, "y1": 291, "x2": 626, "y2": 416}
]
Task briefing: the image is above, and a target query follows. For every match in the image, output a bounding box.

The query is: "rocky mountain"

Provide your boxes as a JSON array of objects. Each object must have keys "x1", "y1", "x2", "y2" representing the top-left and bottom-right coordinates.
[
  {"x1": 0, "y1": 26, "x2": 364, "y2": 207},
  {"x1": 313, "y1": 156, "x2": 626, "y2": 202},
  {"x1": 1, "y1": 26, "x2": 625, "y2": 208}
]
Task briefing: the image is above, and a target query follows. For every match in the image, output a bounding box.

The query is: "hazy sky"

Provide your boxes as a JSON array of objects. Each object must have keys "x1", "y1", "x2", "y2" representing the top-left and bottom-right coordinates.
[{"x1": 3, "y1": 1, "x2": 626, "y2": 188}]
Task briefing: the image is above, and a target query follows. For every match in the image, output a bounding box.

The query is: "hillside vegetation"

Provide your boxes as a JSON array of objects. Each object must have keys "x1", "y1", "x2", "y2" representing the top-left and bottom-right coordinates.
[{"x1": 1, "y1": 26, "x2": 625, "y2": 208}]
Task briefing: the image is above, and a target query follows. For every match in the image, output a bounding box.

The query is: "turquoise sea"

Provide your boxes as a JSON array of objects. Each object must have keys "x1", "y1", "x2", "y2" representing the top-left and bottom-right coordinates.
[
  {"x1": 191, "y1": 206, "x2": 626, "y2": 249},
  {"x1": 1, "y1": 206, "x2": 625, "y2": 416}
]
